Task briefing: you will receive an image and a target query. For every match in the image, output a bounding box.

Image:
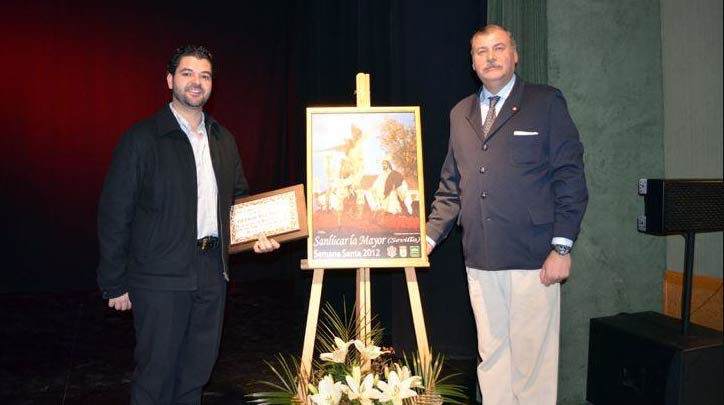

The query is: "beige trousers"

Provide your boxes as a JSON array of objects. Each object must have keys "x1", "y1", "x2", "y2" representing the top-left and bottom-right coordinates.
[{"x1": 466, "y1": 267, "x2": 560, "y2": 405}]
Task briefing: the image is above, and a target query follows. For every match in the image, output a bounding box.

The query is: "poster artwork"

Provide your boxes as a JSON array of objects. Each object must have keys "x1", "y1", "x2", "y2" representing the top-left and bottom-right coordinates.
[{"x1": 307, "y1": 107, "x2": 429, "y2": 268}]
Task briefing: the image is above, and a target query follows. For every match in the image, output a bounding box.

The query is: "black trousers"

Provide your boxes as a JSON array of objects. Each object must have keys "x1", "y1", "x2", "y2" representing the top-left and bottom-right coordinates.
[{"x1": 128, "y1": 245, "x2": 226, "y2": 405}]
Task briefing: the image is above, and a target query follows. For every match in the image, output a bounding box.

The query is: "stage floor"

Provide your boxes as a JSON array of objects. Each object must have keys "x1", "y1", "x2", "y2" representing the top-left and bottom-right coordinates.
[{"x1": 0, "y1": 281, "x2": 478, "y2": 404}]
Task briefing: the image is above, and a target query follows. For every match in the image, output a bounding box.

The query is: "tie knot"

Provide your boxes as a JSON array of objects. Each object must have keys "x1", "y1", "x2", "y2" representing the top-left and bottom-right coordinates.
[{"x1": 488, "y1": 96, "x2": 500, "y2": 107}]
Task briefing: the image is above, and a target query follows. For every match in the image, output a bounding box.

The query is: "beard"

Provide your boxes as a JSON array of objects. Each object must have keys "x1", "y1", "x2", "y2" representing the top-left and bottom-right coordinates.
[{"x1": 172, "y1": 84, "x2": 210, "y2": 109}]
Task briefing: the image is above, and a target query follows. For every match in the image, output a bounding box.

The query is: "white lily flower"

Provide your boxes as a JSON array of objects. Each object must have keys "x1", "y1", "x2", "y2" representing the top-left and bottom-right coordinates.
[
  {"x1": 319, "y1": 337, "x2": 353, "y2": 363},
  {"x1": 343, "y1": 366, "x2": 382, "y2": 405},
  {"x1": 396, "y1": 364, "x2": 422, "y2": 389},
  {"x1": 353, "y1": 339, "x2": 390, "y2": 361},
  {"x1": 309, "y1": 375, "x2": 343, "y2": 405},
  {"x1": 377, "y1": 369, "x2": 421, "y2": 405}
]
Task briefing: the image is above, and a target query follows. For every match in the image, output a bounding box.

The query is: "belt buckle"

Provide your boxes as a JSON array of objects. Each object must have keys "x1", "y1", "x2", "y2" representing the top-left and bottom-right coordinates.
[{"x1": 198, "y1": 237, "x2": 212, "y2": 251}]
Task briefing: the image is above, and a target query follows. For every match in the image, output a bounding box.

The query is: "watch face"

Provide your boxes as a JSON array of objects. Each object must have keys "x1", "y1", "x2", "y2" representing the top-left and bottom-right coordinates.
[{"x1": 554, "y1": 245, "x2": 571, "y2": 255}]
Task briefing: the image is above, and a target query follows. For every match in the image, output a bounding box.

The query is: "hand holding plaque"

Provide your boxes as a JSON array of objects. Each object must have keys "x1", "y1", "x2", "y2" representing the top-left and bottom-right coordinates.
[
  {"x1": 229, "y1": 184, "x2": 308, "y2": 254},
  {"x1": 252, "y1": 234, "x2": 281, "y2": 253}
]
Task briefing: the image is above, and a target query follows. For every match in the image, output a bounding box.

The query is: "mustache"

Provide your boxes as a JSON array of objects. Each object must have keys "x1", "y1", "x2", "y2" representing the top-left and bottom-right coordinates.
[{"x1": 484, "y1": 64, "x2": 502, "y2": 70}]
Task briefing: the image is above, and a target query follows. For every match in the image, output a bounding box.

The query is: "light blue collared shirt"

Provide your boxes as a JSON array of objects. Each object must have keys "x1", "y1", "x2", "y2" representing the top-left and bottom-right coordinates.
[{"x1": 479, "y1": 74, "x2": 517, "y2": 124}]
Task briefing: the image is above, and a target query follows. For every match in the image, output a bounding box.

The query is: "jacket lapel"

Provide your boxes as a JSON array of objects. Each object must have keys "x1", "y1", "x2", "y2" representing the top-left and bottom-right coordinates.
[
  {"x1": 484, "y1": 79, "x2": 524, "y2": 143},
  {"x1": 205, "y1": 117, "x2": 223, "y2": 189},
  {"x1": 465, "y1": 90, "x2": 485, "y2": 142}
]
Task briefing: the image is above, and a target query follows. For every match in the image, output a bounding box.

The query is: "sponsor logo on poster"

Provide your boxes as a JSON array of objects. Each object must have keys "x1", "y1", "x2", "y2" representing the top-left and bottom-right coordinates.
[
  {"x1": 410, "y1": 245, "x2": 420, "y2": 258},
  {"x1": 386, "y1": 245, "x2": 397, "y2": 258}
]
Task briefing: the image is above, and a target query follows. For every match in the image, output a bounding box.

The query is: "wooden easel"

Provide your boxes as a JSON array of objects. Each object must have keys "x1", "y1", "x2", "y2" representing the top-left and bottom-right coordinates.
[{"x1": 297, "y1": 73, "x2": 432, "y2": 401}]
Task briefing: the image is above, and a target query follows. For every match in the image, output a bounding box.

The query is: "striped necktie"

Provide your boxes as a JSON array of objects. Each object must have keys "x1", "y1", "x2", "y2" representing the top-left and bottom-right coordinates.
[{"x1": 482, "y1": 96, "x2": 500, "y2": 138}]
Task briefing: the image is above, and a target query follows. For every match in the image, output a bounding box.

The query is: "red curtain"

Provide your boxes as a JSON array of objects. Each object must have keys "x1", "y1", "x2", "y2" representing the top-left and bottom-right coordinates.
[{"x1": 0, "y1": 1, "x2": 300, "y2": 291}]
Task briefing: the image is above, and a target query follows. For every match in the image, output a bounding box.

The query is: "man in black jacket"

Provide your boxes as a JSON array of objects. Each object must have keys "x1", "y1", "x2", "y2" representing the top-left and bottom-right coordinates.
[{"x1": 97, "y1": 45, "x2": 279, "y2": 404}]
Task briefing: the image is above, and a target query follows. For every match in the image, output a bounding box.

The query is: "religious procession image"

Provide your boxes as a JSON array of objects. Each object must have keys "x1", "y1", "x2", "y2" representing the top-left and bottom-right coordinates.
[{"x1": 307, "y1": 109, "x2": 426, "y2": 264}]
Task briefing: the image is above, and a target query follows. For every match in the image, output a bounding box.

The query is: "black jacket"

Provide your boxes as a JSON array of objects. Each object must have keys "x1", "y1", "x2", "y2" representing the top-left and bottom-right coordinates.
[
  {"x1": 427, "y1": 78, "x2": 588, "y2": 270},
  {"x1": 97, "y1": 105, "x2": 248, "y2": 298}
]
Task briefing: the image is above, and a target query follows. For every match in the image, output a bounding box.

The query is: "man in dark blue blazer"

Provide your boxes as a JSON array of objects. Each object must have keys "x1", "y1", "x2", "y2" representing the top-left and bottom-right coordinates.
[{"x1": 426, "y1": 25, "x2": 587, "y2": 404}]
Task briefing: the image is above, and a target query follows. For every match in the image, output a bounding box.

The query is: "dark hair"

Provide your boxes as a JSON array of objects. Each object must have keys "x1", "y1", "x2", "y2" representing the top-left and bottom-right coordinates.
[{"x1": 167, "y1": 45, "x2": 214, "y2": 77}]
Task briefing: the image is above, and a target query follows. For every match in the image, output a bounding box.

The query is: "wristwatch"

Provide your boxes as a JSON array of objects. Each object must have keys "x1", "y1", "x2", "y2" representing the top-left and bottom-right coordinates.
[{"x1": 552, "y1": 244, "x2": 571, "y2": 256}]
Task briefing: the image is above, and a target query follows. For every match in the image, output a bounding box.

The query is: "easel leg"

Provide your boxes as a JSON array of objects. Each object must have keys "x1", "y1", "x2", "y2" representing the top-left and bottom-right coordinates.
[
  {"x1": 405, "y1": 267, "x2": 431, "y2": 367},
  {"x1": 356, "y1": 267, "x2": 372, "y2": 371},
  {"x1": 298, "y1": 268, "x2": 324, "y2": 401},
  {"x1": 356, "y1": 267, "x2": 372, "y2": 343}
]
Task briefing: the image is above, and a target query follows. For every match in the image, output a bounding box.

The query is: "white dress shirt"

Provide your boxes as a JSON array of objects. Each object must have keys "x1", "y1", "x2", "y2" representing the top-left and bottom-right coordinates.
[{"x1": 169, "y1": 103, "x2": 219, "y2": 238}]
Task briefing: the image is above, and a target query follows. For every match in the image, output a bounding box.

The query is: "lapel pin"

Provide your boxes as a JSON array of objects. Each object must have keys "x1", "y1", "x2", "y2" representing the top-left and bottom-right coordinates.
[{"x1": 512, "y1": 105, "x2": 519, "y2": 112}]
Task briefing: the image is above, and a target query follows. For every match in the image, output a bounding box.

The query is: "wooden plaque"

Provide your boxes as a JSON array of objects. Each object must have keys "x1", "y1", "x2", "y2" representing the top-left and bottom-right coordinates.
[{"x1": 229, "y1": 184, "x2": 308, "y2": 253}]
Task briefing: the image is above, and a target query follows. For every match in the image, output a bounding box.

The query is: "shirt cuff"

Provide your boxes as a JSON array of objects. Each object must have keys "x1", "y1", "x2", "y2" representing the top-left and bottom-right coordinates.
[
  {"x1": 426, "y1": 236, "x2": 436, "y2": 249},
  {"x1": 552, "y1": 237, "x2": 573, "y2": 247}
]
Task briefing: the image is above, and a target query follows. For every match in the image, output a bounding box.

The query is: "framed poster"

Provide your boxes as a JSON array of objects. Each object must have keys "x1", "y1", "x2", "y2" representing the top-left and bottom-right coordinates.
[{"x1": 306, "y1": 106, "x2": 429, "y2": 269}]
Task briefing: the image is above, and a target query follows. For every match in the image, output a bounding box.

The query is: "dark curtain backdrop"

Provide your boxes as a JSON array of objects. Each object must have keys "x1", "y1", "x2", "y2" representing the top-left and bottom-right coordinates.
[
  {"x1": 295, "y1": 0, "x2": 485, "y2": 355},
  {"x1": 2, "y1": 0, "x2": 485, "y2": 356}
]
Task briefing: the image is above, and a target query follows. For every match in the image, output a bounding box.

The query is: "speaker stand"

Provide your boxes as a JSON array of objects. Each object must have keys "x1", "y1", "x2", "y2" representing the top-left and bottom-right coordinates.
[{"x1": 680, "y1": 231, "x2": 696, "y2": 335}]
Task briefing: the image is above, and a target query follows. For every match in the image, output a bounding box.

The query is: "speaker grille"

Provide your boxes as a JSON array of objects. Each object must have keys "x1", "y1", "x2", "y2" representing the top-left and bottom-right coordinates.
[
  {"x1": 663, "y1": 181, "x2": 724, "y2": 232},
  {"x1": 639, "y1": 179, "x2": 724, "y2": 234}
]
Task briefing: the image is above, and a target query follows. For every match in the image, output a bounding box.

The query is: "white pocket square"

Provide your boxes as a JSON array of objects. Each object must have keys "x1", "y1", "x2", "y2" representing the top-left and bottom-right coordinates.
[{"x1": 513, "y1": 130, "x2": 539, "y2": 136}]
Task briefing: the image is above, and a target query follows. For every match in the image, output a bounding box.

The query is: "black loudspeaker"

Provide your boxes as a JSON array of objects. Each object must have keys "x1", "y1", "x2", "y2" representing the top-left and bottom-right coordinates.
[
  {"x1": 586, "y1": 312, "x2": 723, "y2": 405},
  {"x1": 637, "y1": 178, "x2": 724, "y2": 235}
]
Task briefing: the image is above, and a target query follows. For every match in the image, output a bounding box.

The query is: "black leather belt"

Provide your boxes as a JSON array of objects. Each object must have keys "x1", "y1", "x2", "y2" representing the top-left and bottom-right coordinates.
[{"x1": 197, "y1": 236, "x2": 219, "y2": 251}]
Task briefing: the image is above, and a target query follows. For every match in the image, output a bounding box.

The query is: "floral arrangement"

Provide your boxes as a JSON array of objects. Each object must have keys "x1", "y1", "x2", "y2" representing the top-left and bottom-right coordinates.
[{"x1": 247, "y1": 302, "x2": 467, "y2": 405}]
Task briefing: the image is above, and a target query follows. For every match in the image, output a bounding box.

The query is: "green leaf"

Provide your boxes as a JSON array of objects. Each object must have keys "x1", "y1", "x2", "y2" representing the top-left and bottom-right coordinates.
[
  {"x1": 246, "y1": 390, "x2": 294, "y2": 404},
  {"x1": 400, "y1": 350, "x2": 469, "y2": 404},
  {"x1": 246, "y1": 354, "x2": 303, "y2": 404}
]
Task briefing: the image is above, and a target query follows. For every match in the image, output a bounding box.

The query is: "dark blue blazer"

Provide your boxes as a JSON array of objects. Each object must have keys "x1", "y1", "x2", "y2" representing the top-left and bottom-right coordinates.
[{"x1": 427, "y1": 78, "x2": 588, "y2": 270}]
